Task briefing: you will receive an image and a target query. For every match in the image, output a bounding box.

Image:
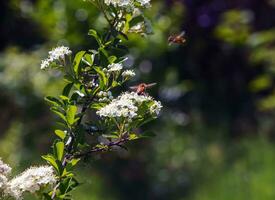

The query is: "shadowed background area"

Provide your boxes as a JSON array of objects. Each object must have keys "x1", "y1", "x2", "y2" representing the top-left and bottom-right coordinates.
[{"x1": 1, "y1": 0, "x2": 275, "y2": 199}]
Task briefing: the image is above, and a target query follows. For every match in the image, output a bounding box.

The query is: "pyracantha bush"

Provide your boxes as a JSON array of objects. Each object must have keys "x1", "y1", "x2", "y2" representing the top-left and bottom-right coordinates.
[{"x1": 0, "y1": 0, "x2": 162, "y2": 199}]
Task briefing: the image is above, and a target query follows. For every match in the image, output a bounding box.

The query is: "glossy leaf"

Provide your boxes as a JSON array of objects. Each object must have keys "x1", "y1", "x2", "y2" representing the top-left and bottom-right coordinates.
[
  {"x1": 66, "y1": 105, "x2": 78, "y2": 126},
  {"x1": 55, "y1": 130, "x2": 67, "y2": 140},
  {"x1": 55, "y1": 141, "x2": 65, "y2": 161},
  {"x1": 62, "y1": 82, "x2": 74, "y2": 97},
  {"x1": 73, "y1": 51, "x2": 86, "y2": 76}
]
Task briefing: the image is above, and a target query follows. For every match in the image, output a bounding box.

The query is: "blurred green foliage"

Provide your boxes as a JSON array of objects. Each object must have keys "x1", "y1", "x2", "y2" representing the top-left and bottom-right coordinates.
[{"x1": 1, "y1": 0, "x2": 275, "y2": 199}]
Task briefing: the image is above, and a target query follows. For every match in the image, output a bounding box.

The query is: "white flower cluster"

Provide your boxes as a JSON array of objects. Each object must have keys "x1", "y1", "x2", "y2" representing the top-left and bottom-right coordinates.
[
  {"x1": 103, "y1": 62, "x2": 136, "y2": 80},
  {"x1": 96, "y1": 92, "x2": 162, "y2": 121},
  {"x1": 150, "y1": 100, "x2": 162, "y2": 115},
  {"x1": 137, "y1": 0, "x2": 151, "y2": 7},
  {"x1": 5, "y1": 166, "x2": 56, "y2": 200},
  {"x1": 107, "y1": 63, "x2": 123, "y2": 72},
  {"x1": 41, "y1": 46, "x2": 72, "y2": 69},
  {"x1": 122, "y1": 70, "x2": 135, "y2": 78},
  {"x1": 97, "y1": 91, "x2": 114, "y2": 102},
  {"x1": 104, "y1": 0, "x2": 151, "y2": 9},
  {"x1": 0, "y1": 158, "x2": 11, "y2": 190}
]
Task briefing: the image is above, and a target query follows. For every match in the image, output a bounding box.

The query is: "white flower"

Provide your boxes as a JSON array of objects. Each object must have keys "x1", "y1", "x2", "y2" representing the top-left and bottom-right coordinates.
[
  {"x1": 0, "y1": 158, "x2": 11, "y2": 193},
  {"x1": 150, "y1": 101, "x2": 162, "y2": 115},
  {"x1": 122, "y1": 70, "x2": 135, "y2": 78},
  {"x1": 40, "y1": 59, "x2": 50, "y2": 69},
  {"x1": 136, "y1": 0, "x2": 151, "y2": 7},
  {"x1": 5, "y1": 166, "x2": 56, "y2": 200},
  {"x1": 96, "y1": 92, "x2": 161, "y2": 120},
  {"x1": 129, "y1": 23, "x2": 144, "y2": 33},
  {"x1": 40, "y1": 46, "x2": 72, "y2": 70},
  {"x1": 0, "y1": 159, "x2": 11, "y2": 176},
  {"x1": 107, "y1": 63, "x2": 123, "y2": 72},
  {"x1": 48, "y1": 46, "x2": 72, "y2": 61},
  {"x1": 104, "y1": 0, "x2": 133, "y2": 8},
  {"x1": 98, "y1": 91, "x2": 113, "y2": 101},
  {"x1": 104, "y1": 0, "x2": 150, "y2": 8},
  {"x1": 97, "y1": 97, "x2": 137, "y2": 119},
  {"x1": 0, "y1": 175, "x2": 8, "y2": 189},
  {"x1": 104, "y1": 0, "x2": 150, "y2": 10},
  {"x1": 119, "y1": 92, "x2": 153, "y2": 104}
]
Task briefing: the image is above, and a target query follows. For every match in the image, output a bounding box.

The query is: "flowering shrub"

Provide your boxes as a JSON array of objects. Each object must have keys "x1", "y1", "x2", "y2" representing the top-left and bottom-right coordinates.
[{"x1": 0, "y1": 0, "x2": 162, "y2": 199}]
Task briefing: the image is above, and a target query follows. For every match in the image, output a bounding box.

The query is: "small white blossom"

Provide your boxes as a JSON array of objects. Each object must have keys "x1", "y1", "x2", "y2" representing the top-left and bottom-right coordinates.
[
  {"x1": 107, "y1": 63, "x2": 123, "y2": 72},
  {"x1": 5, "y1": 166, "x2": 56, "y2": 200},
  {"x1": 98, "y1": 91, "x2": 113, "y2": 102},
  {"x1": 0, "y1": 175, "x2": 8, "y2": 190},
  {"x1": 150, "y1": 101, "x2": 162, "y2": 115},
  {"x1": 104, "y1": 0, "x2": 133, "y2": 8},
  {"x1": 104, "y1": 0, "x2": 150, "y2": 9},
  {"x1": 0, "y1": 158, "x2": 11, "y2": 193},
  {"x1": 136, "y1": 0, "x2": 151, "y2": 7},
  {"x1": 0, "y1": 159, "x2": 11, "y2": 176},
  {"x1": 119, "y1": 92, "x2": 153, "y2": 104},
  {"x1": 48, "y1": 46, "x2": 72, "y2": 61},
  {"x1": 97, "y1": 97, "x2": 138, "y2": 119},
  {"x1": 128, "y1": 23, "x2": 144, "y2": 33},
  {"x1": 40, "y1": 59, "x2": 51, "y2": 70},
  {"x1": 40, "y1": 46, "x2": 72, "y2": 70},
  {"x1": 122, "y1": 70, "x2": 135, "y2": 78}
]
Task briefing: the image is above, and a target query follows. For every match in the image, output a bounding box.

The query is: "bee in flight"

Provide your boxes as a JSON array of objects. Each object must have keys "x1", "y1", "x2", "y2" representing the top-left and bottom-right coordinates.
[
  {"x1": 168, "y1": 31, "x2": 186, "y2": 45},
  {"x1": 129, "y1": 83, "x2": 157, "y2": 95}
]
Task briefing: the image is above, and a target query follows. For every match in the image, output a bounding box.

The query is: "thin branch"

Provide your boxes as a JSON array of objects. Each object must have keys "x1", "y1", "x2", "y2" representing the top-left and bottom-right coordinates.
[{"x1": 72, "y1": 138, "x2": 129, "y2": 159}]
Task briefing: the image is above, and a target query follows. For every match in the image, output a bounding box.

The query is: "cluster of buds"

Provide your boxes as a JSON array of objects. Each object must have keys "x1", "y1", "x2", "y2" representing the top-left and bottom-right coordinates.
[{"x1": 97, "y1": 91, "x2": 114, "y2": 102}]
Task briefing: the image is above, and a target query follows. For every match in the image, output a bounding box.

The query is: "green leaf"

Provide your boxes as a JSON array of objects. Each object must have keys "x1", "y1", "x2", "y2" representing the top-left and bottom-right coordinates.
[
  {"x1": 73, "y1": 51, "x2": 86, "y2": 76},
  {"x1": 94, "y1": 66, "x2": 108, "y2": 89},
  {"x1": 62, "y1": 83, "x2": 74, "y2": 97},
  {"x1": 142, "y1": 131, "x2": 156, "y2": 138},
  {"x1": 108, "y1": 55, "x2": 117, "y2": 63},
  {"x1": 55, "y1": 130, "x2": 66, "y2": 140},
  {"x1": 82, "y1": 53, "x2": 94, "y2": 66},
  {"x1": 42, "y1": 154, "x2": 59, "y2": 172},
  {"x1": 129, "y1": 133, "x2": 139, "y2": 140},
  {"x1": 45, "y1": 96, "x2": 63, "y2": 107},
  {"x1": 66, "y1": 105, "x2": 78, "y2": 126},
  {"x1": 129, "y1": 15, "x2": 144, "y2": 27},
  {"x1": 55, "y1": 141, "x2": 65, "y2": 161},
  {"x1": 112, "y1": 80, "x2": 119, "y2": 88},
  {"x1": 50, "y1": 108, "x2": 67, "y2": 122},
  {"x1": 88, "y1": 29, "x2": 102, "y2": 46},
  {"x1": 66, "y1": 158, "x2": 80, "y2": 172},
  {"x1": 90, "y1": 102, "x2": 106, "y2": 110},
  {"x1": 43, "y1": 193, "x2": 52, "y2": 200},
  {"x1": 70, "y1": 158, "x2": 80, "y2": 166},
  {"x1": 59, "y1": 95, "x2": 70, "y2": 102}
]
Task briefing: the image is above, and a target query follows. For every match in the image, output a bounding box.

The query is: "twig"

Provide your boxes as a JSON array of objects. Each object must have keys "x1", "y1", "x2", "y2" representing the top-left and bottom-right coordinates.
[{"x1": 73, "y1": 138, "x2": 129, "y2": 158}]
